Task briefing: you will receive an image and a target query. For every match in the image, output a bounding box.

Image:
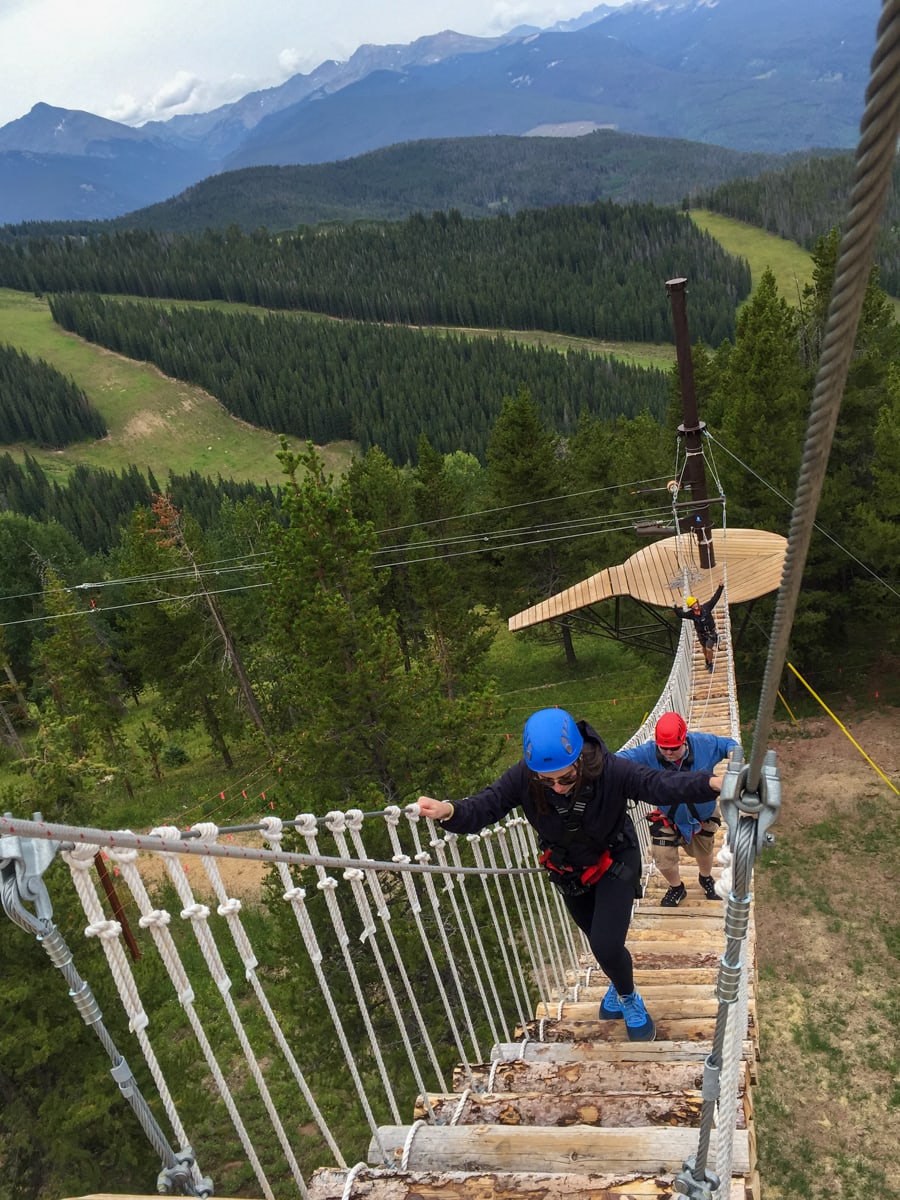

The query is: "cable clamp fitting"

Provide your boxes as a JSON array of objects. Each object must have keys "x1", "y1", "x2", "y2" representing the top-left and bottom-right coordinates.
[
  {"x1": 674, "y1": 1154, "x2": 721, "y2": 1200},
  {"x1": 718, "y1": 747, "x2": 781, "y2": 855}
]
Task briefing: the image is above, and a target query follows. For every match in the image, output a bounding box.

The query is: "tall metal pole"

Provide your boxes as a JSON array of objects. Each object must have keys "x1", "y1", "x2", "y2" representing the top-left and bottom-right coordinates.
[{"x1": 666, "y1": 277, "x2": 715, "y2": 570}]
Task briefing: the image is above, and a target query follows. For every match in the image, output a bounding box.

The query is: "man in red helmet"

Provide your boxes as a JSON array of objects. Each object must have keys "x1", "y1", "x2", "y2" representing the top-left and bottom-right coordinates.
[{"x1": 618, "y1": 711, "x2": 739, "y2": 906}]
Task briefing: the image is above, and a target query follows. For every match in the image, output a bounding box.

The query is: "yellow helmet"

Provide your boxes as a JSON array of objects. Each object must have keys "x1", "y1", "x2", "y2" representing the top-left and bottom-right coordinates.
[{"x1": 685, "y1": 596, "x2": 697, "y2": 606}]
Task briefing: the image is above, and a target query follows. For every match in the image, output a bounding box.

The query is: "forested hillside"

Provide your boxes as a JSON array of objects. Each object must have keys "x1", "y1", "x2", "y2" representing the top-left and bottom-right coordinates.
[
  {"x1": 47, "y1": 293, "x2": 668, "y2": 463},
  {"x1": 0, "y1": 342, "x2": 106, "y2": 446},
  {"x1": 0, "y1": 202, "x2": 749, "y2": 345},
  {"x1": 0, "y1": 132, "x2": 801, "y2": 235},
  {"x1": 0, "y1": 234, "x2": 896, "y2": 753},
  {"x1": 0, "y1": 453, "x2": 282, "y2": 555},
  {"x1": 697, "y1": 153, "x2": 900, "y2": 295}
]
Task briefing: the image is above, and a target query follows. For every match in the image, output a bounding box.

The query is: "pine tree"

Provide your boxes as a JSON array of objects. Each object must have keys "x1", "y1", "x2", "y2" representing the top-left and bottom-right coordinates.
[{"x1": 267, "y1": 440, "x2": 502, "y2": 809}]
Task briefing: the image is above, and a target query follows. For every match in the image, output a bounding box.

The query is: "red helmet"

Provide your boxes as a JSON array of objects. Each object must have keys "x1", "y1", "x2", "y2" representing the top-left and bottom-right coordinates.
[{"x1": 655, "y1": 712, "x2": 687, "y2": 748}]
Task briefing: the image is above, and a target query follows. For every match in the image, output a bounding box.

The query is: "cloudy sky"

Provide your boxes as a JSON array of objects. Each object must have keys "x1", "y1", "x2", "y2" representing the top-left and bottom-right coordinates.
[{"x1": 0, "y1": 0, "x2": 624, "y2": 129}]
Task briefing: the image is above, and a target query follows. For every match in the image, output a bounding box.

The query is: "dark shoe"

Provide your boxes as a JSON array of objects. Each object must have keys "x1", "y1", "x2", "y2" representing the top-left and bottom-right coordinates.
[
  {"x1": 619, "y1": 990, "x2": 656, "y2": 1041},
  {"x1": 706, "y1": 661, "x2": 714, "y2": 673},
  {"x1": 699, "y1": 874, "x2": 718, "y2": 899},
  {"x1": 660, "y1": 882, "x2": 687, "y2": 907},
  {"x1": 599, "y1": 982, "x2": 623, "y2": 1020}
]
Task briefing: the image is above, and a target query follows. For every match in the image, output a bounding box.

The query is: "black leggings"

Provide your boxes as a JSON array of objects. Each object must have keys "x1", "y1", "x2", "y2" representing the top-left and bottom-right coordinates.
[{"x1": 561, "y1": 844, "x2": 642, "y2": 996}]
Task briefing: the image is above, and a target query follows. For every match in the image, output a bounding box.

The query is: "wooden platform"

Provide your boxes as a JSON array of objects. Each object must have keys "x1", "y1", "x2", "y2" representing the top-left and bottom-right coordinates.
[{"x1": 508, "y1": 528, "x2": 785, "y2": 631}]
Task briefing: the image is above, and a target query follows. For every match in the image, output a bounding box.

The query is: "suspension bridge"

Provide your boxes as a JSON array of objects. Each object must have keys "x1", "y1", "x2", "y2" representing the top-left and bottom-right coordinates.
[{"x1": 1, "y1": 577, "x2": 765, "y2": 1200}]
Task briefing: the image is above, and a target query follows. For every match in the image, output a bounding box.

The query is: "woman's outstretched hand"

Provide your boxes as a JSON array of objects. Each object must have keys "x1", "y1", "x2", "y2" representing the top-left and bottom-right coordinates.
[{"x1": 417, "y1": 796, "x2": 454, "y2": 820}]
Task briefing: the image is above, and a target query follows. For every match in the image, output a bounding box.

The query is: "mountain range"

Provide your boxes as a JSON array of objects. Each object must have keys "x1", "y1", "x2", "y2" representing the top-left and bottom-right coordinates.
[{"x1": 0, "y1": 0, "x2": 880, "y2": 225}]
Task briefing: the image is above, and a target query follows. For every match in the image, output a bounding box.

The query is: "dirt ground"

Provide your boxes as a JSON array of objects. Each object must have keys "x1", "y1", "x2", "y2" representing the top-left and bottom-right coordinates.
[{"x1": 751, "y1": 707, "x2": 900, "y2": 1199}]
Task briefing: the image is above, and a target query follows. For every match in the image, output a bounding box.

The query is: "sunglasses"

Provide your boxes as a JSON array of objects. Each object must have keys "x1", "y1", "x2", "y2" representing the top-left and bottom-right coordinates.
[
  {"x1": 657, "y1": 743, "x2": 685, "y2": 753},
  {"x1": 535, "y1": 762, "x2": 581, "y2": 786}
]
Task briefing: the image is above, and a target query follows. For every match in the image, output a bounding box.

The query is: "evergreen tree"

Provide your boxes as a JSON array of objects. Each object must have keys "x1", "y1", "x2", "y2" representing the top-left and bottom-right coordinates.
[
  {"x1": 266, "y1": 440, "x2": 502, "y2": 809},
  {"x1": 480, "y1": 387, "x2": 582, "y2": 661},
  {"x1": 107, "y1": 507, "x2": 249, "y2": 769},
  {"x1": 29, "y1": 568, "x2": 135, "y2": 815},
  {"x1": 713, "y1": 267, "x2": 808, "y2": 533}
]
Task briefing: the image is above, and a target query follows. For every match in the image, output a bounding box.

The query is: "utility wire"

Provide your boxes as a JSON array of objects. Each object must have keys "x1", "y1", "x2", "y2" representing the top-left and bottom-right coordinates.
[{"x1": 706, "y1": 432, "x2": 899, "y2": 600}]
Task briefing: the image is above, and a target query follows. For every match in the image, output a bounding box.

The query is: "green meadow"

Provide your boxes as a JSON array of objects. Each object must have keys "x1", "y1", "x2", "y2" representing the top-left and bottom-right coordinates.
[
  {"x1": 0, "y1": 288, "x2": 351, "y2": 485},
  {"x1": 688, "y1": 208, "x2": 816, "y2": 304}
]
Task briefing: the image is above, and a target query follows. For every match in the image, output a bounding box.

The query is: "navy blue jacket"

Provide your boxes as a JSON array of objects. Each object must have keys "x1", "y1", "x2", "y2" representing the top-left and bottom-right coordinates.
[{"x1": 441, "y1": 721, "x2": 720, "y2": 872}]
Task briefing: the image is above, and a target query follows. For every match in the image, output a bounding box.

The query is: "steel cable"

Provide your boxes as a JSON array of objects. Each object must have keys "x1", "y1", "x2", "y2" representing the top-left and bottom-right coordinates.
[{"x1": 746, "y1": 0, "x2": 900, "y2": 792}]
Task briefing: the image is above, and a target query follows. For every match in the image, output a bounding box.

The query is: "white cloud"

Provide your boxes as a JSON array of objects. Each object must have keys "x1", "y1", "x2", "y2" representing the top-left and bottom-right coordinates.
[
  {"x1": 106, "y1": 94, "x2": 143, "y2": 124},
  {"x1": 277, "y1": 47, "x2": 304, "y2": 75},
  {"x1": 151, "y1": 70, "x2": 203, "y2": 113}
]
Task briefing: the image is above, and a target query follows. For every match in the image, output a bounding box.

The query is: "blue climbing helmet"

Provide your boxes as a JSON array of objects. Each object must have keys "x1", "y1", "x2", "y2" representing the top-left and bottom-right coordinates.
[{"x1": 522, "y1": 708, "x2": 584, "y2": 771}]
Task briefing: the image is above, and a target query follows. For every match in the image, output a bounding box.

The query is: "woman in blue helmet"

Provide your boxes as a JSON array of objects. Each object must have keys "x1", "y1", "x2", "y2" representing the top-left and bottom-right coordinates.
[{"x1": 418, "y1": 707, "x2": 722, "y2": 1042}]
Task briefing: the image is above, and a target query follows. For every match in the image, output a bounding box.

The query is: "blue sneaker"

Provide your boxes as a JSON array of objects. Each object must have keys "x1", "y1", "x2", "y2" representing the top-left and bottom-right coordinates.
[
  {"x1": 599, "y1": 983, "x2": 623, "y2": 1020},
  {"x1": 619, "y1": 990, "x2": 656, "y2": 1041}
]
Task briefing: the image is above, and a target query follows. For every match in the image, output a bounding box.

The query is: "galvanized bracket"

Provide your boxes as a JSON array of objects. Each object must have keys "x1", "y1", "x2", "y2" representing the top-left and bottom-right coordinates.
[
  {"x1": 718, "y1": 747, "x2": 782, "y2": 856},
  {"x1": 0, "y1": 811, "x2": 61, "y2": 927},
  {"x1": 674, "y1": 1155, "x2": 721, "y2": 1199}
]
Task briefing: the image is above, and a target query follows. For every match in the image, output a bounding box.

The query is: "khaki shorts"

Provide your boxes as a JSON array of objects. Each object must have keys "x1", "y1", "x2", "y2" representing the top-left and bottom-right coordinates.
[{"x1": 651, "y1": 821, "x2": 718, "y2": 871}]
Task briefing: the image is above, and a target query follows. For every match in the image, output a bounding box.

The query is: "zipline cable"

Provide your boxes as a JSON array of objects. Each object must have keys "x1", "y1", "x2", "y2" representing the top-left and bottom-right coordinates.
[
  {"x1": 681, "y1": 5, "x2": 900, "y2": 1195},
  {"x1": 745, "y1": 0, "x2": 900, "y2": 794}
]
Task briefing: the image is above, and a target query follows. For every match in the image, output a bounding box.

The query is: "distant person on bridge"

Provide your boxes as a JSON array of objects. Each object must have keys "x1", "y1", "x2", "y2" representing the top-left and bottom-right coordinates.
[
  {"x1": 673, "y1": 580, "x2": 724, "y2": 673},
  {"x1": 618, "y1": 711, "x2": 739, "y2": 907},
  {"x1": 417, "y1": 707, "x2": 723, "y2": 1043}
]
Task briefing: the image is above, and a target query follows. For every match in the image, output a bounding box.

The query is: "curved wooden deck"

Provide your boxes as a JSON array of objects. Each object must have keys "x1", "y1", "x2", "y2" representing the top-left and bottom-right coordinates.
[{"x1": 508, "y1": 528, "x2": 786, "y2": 631}]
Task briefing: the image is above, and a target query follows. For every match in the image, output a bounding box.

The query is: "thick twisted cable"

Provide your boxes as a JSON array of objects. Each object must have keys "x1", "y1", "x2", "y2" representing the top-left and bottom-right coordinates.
[
  {"x1": 747, "y1": 0, "x2": 900, "y2": 790},
  {"x1": 685, "y1": 815, "x2": 757, "y2": 1188}
]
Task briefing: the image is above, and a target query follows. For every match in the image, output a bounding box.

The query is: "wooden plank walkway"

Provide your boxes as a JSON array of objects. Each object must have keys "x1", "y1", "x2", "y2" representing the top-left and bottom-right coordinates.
[{"x1": 307, "y1": 624, "x2": 761, "y2": 1200}]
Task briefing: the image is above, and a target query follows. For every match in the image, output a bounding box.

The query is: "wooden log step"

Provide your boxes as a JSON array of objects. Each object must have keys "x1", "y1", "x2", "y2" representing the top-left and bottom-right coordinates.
[
  {"x1": 555, "y1": 982, "x2": 754, "y2": 1003},
  {"x1": 307, "y1": 1166, "x2": 754, "y2": 1199},
  {"x1": 413, "y1": 1089, "x2": 747, "y2": 1129},
  {"x1": 368, "y1": 1124, "x2": 751, "y2": 1175},
  {"x1": 637, "y1": 900, "x2": 732, "y2": 911},
  {"x1": 491, "y1": 1039, "x2": 757, "y2": 1065},
  {"x1": 626, "y1": 928, "x2": 724, "y2": 945},
  {"x1": 565, "y1": 967, "x2": 721, "y2": 986},
  {"x1": 455, "y1": 1058, "x2": 719, "y2": 1094},
  {"x1": 539, "y1": 992, "x2": 757, "y2": 1026},
  {"x1": 626, "y1": 949, "x2": 722, "y2": 967},
  {"x1": 628, "y1": 913, "x2": 739, "y2": 930},
  {"x1": 552, "y1": 982, "x2": 721, "y2": 1001},
  {"x1": 516, "y1": 1015, "x2": 743, "y2": 1042},
  {"x1": 536, "y1": 996, "x2": 722, "y2": 1022}
]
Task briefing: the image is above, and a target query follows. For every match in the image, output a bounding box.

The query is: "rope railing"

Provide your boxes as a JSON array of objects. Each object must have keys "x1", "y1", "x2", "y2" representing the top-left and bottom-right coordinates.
[{"x1": 0, "y1": 803, "x2": 579, "y2": 1196}]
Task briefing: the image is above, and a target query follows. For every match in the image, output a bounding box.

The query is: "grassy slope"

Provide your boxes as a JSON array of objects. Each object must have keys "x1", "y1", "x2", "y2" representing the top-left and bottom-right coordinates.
[
  {"x1": 689, "y1": 209, "x2": 816, "y2": 303},
  {"x1": 0, "y1": 288, "x2": 354, "y2": 485}
]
